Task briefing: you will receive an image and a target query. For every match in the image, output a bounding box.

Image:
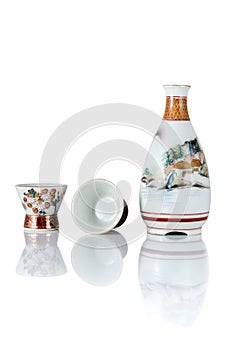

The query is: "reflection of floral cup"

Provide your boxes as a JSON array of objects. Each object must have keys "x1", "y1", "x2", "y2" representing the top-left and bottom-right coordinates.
[
  {"x1": 16, "y1": 231, "x2": 67, "y2": 277},
  {"x1": 16, "y1": 183, "x2": 67, "y2": 230}
]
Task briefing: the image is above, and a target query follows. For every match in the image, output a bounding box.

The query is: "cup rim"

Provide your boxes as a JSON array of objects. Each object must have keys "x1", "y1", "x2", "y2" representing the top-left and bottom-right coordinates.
[
  {"x1": 71, "y1": 178, "x2": 125, "y2": 234},
  {"x1": 16, "y1": 183, "x2": 67, "y2": 189}
]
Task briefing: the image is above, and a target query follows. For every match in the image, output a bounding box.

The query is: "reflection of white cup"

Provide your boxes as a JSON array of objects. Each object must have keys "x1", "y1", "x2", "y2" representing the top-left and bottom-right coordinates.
[
  {"x1": 71, "y1": 179, "x2": 128, "y2": 234},
  {"x1": 71, "y1": 232, "x2": 128, "y2": 286}
]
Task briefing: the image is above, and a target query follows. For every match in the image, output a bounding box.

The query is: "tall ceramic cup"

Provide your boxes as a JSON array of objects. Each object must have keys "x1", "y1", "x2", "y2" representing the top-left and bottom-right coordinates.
[
  {"x1": 16, "y1": 183, "x2": 67, "y2": 277},
  {"x1": 16, "y1": 183, "x2": 67, "y2": 231}
]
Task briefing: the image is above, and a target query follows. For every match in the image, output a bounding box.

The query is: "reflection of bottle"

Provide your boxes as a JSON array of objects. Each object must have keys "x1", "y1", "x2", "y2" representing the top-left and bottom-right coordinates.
[
  {"x1": 138, "y1": 234, "x2": 209, "y2": 326},
  {"x1": 140, "y1": 85, "x2": 211, "y2": 235},
  {"x1": 16, "y1": 231, "x2": 67, "y2": 277}
]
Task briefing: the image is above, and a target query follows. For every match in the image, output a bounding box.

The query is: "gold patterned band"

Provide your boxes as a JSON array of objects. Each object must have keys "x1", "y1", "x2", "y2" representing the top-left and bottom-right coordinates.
[
  {"x1": 163, "y1": 96, "x2": 190, "y2": 121},
  {"x1": 24, "y1": 214, "x2": 59, "y2": 229}
]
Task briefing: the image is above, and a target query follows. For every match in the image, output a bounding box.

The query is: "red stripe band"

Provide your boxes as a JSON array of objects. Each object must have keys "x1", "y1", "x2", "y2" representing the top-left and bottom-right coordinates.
[
  {"x1": 147, "y1": 226, "x2": 202, "y2": 231},
  {"x1": 142, "y1": 215, "x2": 208, "y2": 222},
  {"x1": 141, "y1": 211, "x2": 209, "y2": 216}
]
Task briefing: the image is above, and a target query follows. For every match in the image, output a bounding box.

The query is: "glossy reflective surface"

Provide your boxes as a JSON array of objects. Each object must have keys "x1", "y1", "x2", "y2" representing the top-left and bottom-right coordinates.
[
  {"x1": 16, "y1": 231, "x2": 67, "y2": 277},
  {"x1": 71, "y1": 231, "x2": 128, "y2": 285},
  {"x1": 139, "y1": 234, "x2": 209, "y2": 326}
]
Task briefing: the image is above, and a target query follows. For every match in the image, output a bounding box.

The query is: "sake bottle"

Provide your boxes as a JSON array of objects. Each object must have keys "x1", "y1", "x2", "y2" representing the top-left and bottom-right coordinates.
[{"x1": 140, "y1": 85, "x2": 210, "y2": 235}]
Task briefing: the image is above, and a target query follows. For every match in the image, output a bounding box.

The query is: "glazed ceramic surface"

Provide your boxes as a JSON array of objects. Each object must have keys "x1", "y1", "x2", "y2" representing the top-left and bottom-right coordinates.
[
  {"x1": 16, "y1": 183, "x2": 67, "y2": 230},
  {"x1": 72, "y1": 179, "x2": 128, "y2": 234},
  {"x1": 140, "y1": 85, "x2": 210, "y2": 235},
  {"x1": 16, "y1": 183, "x2": 67, "y2": 216}
]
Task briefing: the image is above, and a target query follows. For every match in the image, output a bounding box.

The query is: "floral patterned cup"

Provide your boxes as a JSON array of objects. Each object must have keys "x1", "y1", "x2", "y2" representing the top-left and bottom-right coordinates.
[{"x1": 16, "y1": 183, "x2": 67, "y2": 230}]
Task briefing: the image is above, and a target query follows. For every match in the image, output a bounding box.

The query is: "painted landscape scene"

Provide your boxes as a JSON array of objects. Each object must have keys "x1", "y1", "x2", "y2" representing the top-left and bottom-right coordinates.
[{"x1": 141, "y1": 137, "x2": 210, "y2": 190}]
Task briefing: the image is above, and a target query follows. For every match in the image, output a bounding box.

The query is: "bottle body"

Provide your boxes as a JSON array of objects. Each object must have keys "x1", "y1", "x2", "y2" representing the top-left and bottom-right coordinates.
[{"x1": 140, "y1": 85, "x2": 210, "y2": 235}]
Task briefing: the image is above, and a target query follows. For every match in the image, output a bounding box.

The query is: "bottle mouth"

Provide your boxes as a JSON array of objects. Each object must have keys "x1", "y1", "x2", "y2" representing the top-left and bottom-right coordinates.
[
  {"x1": 163, "y1": 84, "x2": 191, "y2": 97},
  {"x1": 163, "y1": 84, "x2": 191, "y2": 88}
]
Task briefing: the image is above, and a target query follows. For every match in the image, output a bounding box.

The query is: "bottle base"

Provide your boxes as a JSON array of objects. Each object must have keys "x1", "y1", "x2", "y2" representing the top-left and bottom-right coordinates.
[{"x1": 147, "y1": 227, "x2": 202, "y2": 236}]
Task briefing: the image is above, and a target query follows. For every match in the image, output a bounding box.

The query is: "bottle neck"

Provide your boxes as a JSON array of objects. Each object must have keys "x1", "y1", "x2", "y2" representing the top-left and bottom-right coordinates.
[{"x1": 163, "y1": 96, "x2": 190, "y2": 121}]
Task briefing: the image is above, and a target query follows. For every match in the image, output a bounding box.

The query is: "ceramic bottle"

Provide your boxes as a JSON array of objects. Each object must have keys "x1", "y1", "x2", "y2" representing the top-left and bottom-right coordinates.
[{"x1": 140, "y1": 85, "x2": 210, "y2": 235}]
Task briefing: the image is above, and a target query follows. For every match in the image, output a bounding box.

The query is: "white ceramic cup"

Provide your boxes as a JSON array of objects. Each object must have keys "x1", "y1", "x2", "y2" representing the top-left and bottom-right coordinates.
[{"x1": 71, "y1": 179, "x2": 128, "y2": 234}]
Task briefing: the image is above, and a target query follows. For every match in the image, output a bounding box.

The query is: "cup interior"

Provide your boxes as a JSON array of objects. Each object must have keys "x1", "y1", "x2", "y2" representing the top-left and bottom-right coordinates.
[{"x1": 72, "y1": 179, "x2": 124, "y2": 234}]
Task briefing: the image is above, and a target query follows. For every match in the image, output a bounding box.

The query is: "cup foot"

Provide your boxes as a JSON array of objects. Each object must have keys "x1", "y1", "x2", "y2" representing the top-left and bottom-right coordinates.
[{"x1": 24, "y1": 214, "x2": 59, "y2": 230}]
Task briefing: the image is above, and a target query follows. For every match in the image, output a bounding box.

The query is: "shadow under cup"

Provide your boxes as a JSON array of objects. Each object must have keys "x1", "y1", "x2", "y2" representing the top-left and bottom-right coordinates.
[{"x1": 72, "y1": 179, "x2": 128, "y2": 234}]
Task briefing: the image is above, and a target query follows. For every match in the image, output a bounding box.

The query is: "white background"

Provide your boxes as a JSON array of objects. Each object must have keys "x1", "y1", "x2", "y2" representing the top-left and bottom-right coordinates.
[{"x1": 0, "y1": 1, "x2": 230, "y2": 349}]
